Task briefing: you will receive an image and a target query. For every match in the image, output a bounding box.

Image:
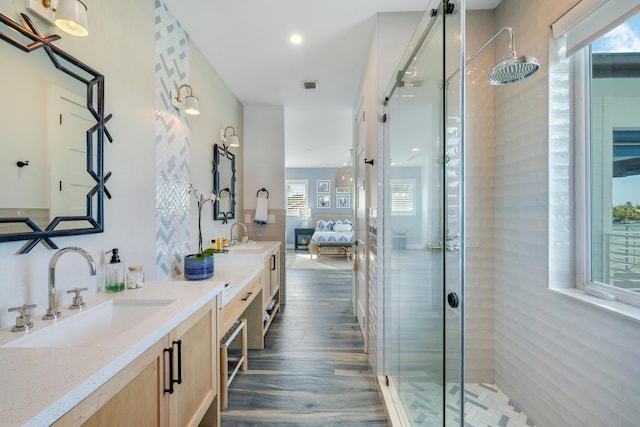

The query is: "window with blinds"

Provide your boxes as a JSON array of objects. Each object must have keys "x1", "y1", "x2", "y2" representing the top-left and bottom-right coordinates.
[
  {"x1": 391, "y1": 179, "x2": 416, "y2": 215},
  {"x1": 286, "y1": 180, "x2": 308, "y2": 215}
]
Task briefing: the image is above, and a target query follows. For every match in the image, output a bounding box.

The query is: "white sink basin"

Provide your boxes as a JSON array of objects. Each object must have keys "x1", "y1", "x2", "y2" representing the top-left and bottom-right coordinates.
[
  {"x1": 228, "y1": 241, "x2": 272, "y2": 254},
  {"x1": 3, "y1": 299, "x2": 175, "y2": 348}
]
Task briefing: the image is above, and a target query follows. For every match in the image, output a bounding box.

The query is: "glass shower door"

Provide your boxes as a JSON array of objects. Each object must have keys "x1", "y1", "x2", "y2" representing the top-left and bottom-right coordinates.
[{"x1": 383, "y1": 1, "x2": 463, "y2": 425}]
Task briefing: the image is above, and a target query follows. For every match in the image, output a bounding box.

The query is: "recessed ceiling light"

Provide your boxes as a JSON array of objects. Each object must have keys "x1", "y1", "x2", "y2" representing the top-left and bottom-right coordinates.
[
  {"x1": 290, "y1": 34, "x2": 303, "y2": 44},
  {"x1": 411, "y1": 148, "x2": 421, "y2": 152}
]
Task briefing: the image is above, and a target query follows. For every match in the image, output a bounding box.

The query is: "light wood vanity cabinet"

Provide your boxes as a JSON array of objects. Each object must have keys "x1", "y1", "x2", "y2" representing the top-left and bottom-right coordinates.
[
  {"x1": 168, "y1": 301, "x2": 217, "y2": 427},
  {"x1": 53, "y1": 339, "x2": 167, "y2": 427},
  {"x1": 219, "y1": 244, "x2": 280, "y2": 352},
  {"x1": 262, "y1": 247, "x2": 280, "y2": 334},
  {"x1": 220, "y1": 274, "x2": 262, "y2": 342},
  {"x1": 53, "y1": 299, "x2": 219, "y2": 427}
]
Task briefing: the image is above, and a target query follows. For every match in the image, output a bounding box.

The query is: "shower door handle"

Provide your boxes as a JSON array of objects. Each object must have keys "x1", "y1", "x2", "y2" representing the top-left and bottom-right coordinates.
[{"x1": 447, "y1": 292, "x2": 460, "y2": 309}]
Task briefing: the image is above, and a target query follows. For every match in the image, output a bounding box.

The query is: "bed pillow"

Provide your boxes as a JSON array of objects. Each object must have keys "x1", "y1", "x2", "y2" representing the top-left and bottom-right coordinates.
[
  {"x1": 333, "y1": 223, "x2": 352, "y2": 232},
  {"x1": 316, "y1": 220, "x2": 334, "y2": 231}
]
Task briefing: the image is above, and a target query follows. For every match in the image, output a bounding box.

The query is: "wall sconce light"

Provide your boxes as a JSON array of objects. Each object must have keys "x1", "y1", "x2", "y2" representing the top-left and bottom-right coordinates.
[
  {"x1": 172, "y1": 83, "x2": 200, "y2": 115},
  {"x1": 29, "y1": 0, "x2": 89, "y2": 37},
  {"x1": 54, "y1": 0, "x2": 88, "y2": 37},
  {"x1": 221, "y1": 125, "x2": 240, "y2": 148}
]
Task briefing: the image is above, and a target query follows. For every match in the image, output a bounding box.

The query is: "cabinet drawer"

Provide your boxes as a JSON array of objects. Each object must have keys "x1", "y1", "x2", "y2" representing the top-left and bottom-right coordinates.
[{"x1": 221, "y1": 276, "x2": 261, "y2": 333}]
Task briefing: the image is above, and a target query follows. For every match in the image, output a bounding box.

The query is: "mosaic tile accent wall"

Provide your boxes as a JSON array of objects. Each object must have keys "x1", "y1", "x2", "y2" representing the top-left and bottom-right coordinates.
[{"x1": 154, "y1": 0, "x2": 190, "y2": 279}]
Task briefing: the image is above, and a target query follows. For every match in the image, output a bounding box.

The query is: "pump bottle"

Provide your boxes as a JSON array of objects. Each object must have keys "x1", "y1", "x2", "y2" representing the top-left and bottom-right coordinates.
[{"x1": 105, "y1": 248, "x2": 125, "y2": 293}]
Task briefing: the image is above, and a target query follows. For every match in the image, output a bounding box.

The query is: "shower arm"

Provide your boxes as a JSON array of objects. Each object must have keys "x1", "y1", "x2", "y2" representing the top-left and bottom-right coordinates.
[
  {"x1": 466, "y1": 26, "x2": 516, "y2": 66},
  {"x1": 447, "y1": 26, "x2": 516, "y2": 82}
]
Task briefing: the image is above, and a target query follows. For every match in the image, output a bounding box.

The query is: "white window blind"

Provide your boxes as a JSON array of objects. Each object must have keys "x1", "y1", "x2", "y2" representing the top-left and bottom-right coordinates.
[
  {"x1": 552, "y1": 0, "x2": 640, "y2": 56},
  {"x1": 391, "y1": 179, "x2": 415, "y2": 215},
  {"x1": 286, "y1": 180, "x2": 307, "y2": 215}
]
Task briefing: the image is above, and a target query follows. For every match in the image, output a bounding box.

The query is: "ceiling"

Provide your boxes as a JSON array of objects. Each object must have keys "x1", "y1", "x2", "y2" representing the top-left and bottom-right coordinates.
[{"x1": 163, "y1": 0, "x2": 501, "y2": 167}]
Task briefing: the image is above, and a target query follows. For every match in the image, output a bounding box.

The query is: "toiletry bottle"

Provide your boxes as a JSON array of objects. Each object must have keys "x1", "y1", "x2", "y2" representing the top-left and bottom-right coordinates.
[{"x1": 105, "y1": 248, "x2": 125, "y2": 293}]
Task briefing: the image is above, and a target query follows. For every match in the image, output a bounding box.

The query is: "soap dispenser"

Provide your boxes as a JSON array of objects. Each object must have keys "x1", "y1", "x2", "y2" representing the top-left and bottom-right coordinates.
[{"x1": 105, "y1": 248, "x2": 125, "y2": 293}]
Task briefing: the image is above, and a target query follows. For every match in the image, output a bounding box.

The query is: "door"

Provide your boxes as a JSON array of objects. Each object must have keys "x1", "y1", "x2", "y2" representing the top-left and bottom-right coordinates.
[
  {"x1": 354, "y1": 101, "x2": 368, "y2": 347},
  {"x1": 168, "y1": 302, "x2": 215, "y2": 426},
  {"x1": 48, "y1": 85, "x2": 96, "y2": 228},
  {"x1": 382, "y1": 1, "x2": 464, "y2": 425}
]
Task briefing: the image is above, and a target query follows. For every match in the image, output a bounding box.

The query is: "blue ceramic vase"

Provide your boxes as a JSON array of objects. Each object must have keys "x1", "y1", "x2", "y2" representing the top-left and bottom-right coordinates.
[{"x1": 184, "y1": 254, "x2": 214, "y2": 280}]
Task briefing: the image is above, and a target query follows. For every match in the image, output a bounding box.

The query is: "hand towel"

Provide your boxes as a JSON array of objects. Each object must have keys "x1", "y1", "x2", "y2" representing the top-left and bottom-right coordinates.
[{"x1": 254, "y1": 195, "x2": 268, "y2": 224}]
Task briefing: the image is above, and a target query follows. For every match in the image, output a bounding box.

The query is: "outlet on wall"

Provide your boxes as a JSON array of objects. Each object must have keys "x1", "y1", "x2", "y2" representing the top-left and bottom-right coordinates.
[
  {"x1": 245, "y1": 214, "x2": 251, "y2": 223},
  {"x1": 267, "y1": 215, "x2": 275, "y2": 224}
]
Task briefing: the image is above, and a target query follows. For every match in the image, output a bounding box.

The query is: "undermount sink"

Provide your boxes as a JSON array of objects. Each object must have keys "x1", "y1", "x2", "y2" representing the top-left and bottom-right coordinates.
[
  {"x1": 229, "y1": 241, "x2": 268, "y2": 251},
  {"x1": 229, "y1": 247, "x2": 266, "y2": 254},
  {"x1": 3, "y1": 299, "x2": 175, "y2": 348}
]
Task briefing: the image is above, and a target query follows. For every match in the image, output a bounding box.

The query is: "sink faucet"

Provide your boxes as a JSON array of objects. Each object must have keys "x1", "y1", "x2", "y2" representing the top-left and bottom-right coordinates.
[
  {"x1": 43, "y1": 247, "x2": 97, "y2": 320},
  {"x1": 230, "y1": 222, "x2": 248, "y2": 246}
]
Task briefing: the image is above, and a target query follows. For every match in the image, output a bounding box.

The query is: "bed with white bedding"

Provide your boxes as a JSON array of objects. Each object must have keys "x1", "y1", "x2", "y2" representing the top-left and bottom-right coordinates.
[{"x1": 309, "y1": 214, "x2": 354, "y2": 259}]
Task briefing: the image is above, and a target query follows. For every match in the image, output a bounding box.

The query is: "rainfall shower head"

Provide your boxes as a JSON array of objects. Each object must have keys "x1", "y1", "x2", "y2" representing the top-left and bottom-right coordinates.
[
  {"x1": 487, "y1": 54, "x2": 540, "y2": 85},
  {"x1": 464, "y1": 26, "x2": 540, "y2": 86}
]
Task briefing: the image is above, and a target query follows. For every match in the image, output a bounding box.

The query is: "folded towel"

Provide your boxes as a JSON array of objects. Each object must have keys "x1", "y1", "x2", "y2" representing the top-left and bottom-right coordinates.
[
  {"x1": 254, "y1": 196, "x2": 268, "y2": 224},
  {"x1": 266, "y1": 298, "x2": 277, "y2": 314}
]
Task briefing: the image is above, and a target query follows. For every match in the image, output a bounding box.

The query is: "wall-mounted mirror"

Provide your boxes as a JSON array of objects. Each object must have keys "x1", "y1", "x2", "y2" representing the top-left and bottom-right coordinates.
[
  {"x1": 0, "y1": 13, "x2": 112, "y2": 253},
  {"x1": 213, "y1": 144, "x2": 236, "y2": 222}
]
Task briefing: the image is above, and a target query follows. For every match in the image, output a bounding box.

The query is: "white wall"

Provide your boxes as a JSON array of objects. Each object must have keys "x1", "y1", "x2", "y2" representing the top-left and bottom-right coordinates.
[
  {"x1": 189, "y1": 43, "x2": 244, "y2": 245},
  {"x1": 0, "y1": 0, "x2": 243, "y2": 327},
  {"x1": 493, "y1": 0, "x2": 640, "y2": 425},
  {"x1": 242, "y1": 104, "x2": 286, "y2": 301},
  {"x1": 243, "y1": 105, "x2": 285, "y2": 210},
  {"x1": 285, "y1": 106, "x2": 353, "y2": 168}
]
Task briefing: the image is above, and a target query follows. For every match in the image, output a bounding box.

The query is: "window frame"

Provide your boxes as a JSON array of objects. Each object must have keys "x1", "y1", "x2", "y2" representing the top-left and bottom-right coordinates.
[
  {"x1": 575, "y1": 43, "x2": 640, "y2": 308},
  {"x1": 390, "y1": 178, "x2": 416, "y2": 216},
  {"x1": 286, "y1": 179, "x2": 308, "y2": 216}
]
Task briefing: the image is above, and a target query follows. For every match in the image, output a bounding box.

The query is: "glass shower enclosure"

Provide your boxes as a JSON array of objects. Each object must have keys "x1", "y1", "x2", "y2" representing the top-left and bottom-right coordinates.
[{"x1": 382, "y1": 1, "x2": 464, "y2": 425}]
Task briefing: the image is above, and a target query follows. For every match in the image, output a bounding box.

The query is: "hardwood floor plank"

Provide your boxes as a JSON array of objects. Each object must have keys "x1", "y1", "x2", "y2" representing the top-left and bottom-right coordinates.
[{"x1": 221, "y1": 268, "x2": 389, "y2": 426}]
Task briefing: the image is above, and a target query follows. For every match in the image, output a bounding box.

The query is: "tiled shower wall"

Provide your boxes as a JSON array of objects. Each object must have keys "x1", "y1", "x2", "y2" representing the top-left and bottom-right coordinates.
[
  {"x1": 493, "y1": 0, "x2": 640, "y2": 425},
  {"x1": 154, "y1": 0, "x2": 190, "y2": 279},
  {"x1": 465, "y1": 10, "x2": 497, "y2": 384}
]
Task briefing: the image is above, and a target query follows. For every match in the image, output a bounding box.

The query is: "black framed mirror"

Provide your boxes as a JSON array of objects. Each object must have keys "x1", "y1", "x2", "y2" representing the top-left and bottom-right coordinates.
[
  {"x1": 213, "y1": 144, "x2": 236, "y2": 223},
  {"x1": 0, "y1": 13, "x2": 112, "y2": 253}
]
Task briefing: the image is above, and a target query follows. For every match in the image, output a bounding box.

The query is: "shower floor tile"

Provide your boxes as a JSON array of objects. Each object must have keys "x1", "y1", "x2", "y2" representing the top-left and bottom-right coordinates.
[{"x1": 400, "y1": 382, "x2": 536, "y2": 427}]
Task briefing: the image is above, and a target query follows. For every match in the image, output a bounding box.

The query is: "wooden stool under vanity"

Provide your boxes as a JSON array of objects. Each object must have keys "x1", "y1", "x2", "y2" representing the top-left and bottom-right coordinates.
[{"x1": 219, "y1": 318, "x2": 248, "y2": 410}]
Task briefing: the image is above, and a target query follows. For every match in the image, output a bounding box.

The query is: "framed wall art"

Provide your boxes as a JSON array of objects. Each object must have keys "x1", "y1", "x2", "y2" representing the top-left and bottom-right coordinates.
[
  {"x1": 317, "y1": 195, "x2": 330, "y2": 208},
  {"x1": 337, "y1": 194, "x2": 350, "y2": 208},
  {"x1": 317, "y1": 180, "x2": 330, "y2": 193}
]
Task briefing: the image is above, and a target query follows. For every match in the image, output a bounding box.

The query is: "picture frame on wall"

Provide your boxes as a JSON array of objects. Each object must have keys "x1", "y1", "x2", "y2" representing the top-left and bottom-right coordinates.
[
  {"x1": 317, "y1": 180, "x2": 330, "y2": 193},
  {"x1": 337, "y1": 194, "x2": 350, "y2": 208},
  {"x1": 317, "y1": 195, "x2": 330, "y2": 208}
]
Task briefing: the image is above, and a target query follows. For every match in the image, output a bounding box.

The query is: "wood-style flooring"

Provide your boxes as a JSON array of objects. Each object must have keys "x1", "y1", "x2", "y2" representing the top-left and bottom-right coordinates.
[{"x1": 221, "y1": 268, "x2": 389, "y2": 426}]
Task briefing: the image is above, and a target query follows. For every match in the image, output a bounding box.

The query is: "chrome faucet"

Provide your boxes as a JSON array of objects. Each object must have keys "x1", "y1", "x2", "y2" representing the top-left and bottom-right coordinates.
[
  {"x1": 43, "y1": 247, "x2": 97, "y2": 320},
  {"x1": 230, "y1": 222, "x2": 248, "y2": 246}
]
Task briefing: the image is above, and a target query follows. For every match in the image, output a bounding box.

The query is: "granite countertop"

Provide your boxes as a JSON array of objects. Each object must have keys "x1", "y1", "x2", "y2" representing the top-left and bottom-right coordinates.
[{"x1": 0, "y1": 241, "x2": 280, "y2": 427}]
